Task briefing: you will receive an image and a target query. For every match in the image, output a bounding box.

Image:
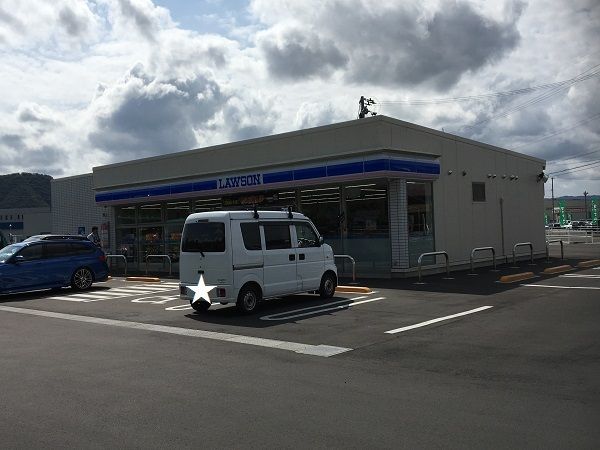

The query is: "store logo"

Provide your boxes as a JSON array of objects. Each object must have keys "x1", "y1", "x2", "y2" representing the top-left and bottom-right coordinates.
[{"x1": 218, "y1": 174, "x2": 262, "y2": 189}]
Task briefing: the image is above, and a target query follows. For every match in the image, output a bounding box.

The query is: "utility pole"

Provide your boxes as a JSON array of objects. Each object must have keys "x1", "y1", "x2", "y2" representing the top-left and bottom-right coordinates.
[
  {"x1": 583, "y1": 190, "x2": 588, "y2": 220},
  {"x1": 551, "y1": 177, "x2": 555, "y2": 222}
]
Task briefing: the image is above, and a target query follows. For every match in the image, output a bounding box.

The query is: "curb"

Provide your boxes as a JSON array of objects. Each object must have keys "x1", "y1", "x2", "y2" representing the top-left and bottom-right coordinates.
[
  {"x1": 126, "y1": 276, "x2": 161, "y2": 283},
  {"x1": 499, "y1": 272, "x2": 535, "y2": 283},
  {"x1": 336, "y1": 286, "x2": 372, "y2": 294},
  {"x1": 543, "y1": 265, "x2": 573, "y2": 275},
  {"x1": 578, "y1": 259, "x2": 600, "y2": 268}
]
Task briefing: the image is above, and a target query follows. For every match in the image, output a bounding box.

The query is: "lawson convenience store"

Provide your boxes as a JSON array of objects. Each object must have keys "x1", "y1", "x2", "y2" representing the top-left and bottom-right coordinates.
[{"x1": 54, "y1": 115, "x2": 546, "y2": 277}]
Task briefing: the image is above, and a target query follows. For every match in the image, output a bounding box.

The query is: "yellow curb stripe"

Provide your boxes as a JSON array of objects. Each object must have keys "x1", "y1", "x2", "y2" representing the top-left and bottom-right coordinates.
[
  {"x1": 499, "y1": 272, "x2": 535, "y2": 283},
  {"x1": 578, "y1": 259, "x2": 600, "y2": 268},
  {"x1": 335, "y1": 286, "x2": 372, "y2": 294},
  {"x1": 125, "y1": 276, "x2": 161, "y2": 283},
  {"x1": 543, "y1": 265, "x2": 573, "y2": 275}
]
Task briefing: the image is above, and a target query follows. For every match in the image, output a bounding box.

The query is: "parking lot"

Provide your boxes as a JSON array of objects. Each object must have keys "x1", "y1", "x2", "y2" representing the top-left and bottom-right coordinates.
[{"x1": 1, "y1": 244, "x2": 599, "y2": 448}]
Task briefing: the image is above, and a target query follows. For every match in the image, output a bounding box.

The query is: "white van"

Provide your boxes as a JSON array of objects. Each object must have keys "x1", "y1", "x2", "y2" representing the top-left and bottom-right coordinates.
[{"x1": 179, "y1": 210, "x2": 338, "y2": 313}]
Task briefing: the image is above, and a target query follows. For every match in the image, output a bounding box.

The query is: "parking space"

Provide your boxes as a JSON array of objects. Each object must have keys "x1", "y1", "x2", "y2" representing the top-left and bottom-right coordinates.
[{"x1": 2, "y1": 247, "x2": 599, "y2": 357}]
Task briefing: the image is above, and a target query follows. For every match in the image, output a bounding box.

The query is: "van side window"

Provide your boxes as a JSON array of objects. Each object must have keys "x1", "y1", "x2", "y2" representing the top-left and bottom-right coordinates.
[
  {"x1": 181, "y1": 222, "x2": 225, "y2": 252},
  {"x1": 294, "y1": 222, "x2": 319, "y2": 247},
  {"x1": 240, "y1": 223, "x2": 262, "y2": 250},
  {"x1": 263, "y1": 222, "x2": 291, "y2": 250}
]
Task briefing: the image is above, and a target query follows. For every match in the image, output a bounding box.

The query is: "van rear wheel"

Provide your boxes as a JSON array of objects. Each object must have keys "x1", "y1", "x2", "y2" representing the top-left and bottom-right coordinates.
[
  {"x1": 319, "y1": 272, "x2": 336, "y2": 298},
  {"x1": 236, "y1": 285, "x2": 260, "y2": 314}
]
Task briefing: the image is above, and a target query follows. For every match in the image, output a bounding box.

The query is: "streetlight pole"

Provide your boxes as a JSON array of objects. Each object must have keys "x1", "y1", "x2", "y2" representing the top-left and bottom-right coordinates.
[
  {"x1": 551, "y1": 177, "x2": 555, "y2": 222},
  {"x1": 583, "y1": 191, "x2": 588, "y2": 220}
]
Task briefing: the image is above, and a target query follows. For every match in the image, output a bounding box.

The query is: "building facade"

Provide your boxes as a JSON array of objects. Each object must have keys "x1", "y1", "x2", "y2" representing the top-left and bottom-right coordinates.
[
  {"x1": 0, "y1": 207, "x2": 51, "y2": 244},
  {"x1": 51, "y1": 174, "x2": 114, "y2": 248},
  {"x1": 53, "y1": 115, "x2": 547, "y2": 277}
]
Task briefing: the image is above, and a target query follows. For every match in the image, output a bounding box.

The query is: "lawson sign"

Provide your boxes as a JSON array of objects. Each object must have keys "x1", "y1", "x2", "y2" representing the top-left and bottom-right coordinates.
[{"x1": 218, "y1": 173, "x2": 262, "y2": 189}]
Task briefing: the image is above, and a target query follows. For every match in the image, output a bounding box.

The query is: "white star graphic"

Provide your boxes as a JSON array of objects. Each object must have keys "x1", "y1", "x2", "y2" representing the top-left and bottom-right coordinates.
[{"x1": 188, "y1": 274, "x2": 216, "y2": 305}]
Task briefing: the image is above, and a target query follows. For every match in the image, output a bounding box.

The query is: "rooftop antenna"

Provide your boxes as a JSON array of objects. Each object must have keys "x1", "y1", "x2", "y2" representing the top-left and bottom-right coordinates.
[
  {"x1": 253, "y1": 205, "x2": 259, "y2": 219},
  {"x1": 358, "y1": 96, "x2": 377, "y2": 118},
  {"x1": 287, "y1": 205, "x2": 293, "y2": 219}
]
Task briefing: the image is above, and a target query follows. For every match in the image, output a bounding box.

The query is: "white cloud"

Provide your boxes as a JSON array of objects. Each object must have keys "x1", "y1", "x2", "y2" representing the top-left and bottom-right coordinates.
[{"x1": 0, "y1": 0, "x2": 597, "y2": 197}]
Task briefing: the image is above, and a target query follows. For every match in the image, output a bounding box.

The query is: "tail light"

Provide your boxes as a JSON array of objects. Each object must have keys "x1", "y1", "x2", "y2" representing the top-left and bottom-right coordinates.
[{"x1": 99, "y1": 253, "x2": 106, "y2": 262}]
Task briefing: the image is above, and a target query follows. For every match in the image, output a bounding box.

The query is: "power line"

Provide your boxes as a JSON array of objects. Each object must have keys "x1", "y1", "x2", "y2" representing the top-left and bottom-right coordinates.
[
  {"x1": 378, "y1": 70, "x2": 600, "y2": 106},
  {"x1": 548, "y1": 148, "x2": 600, "y2": 163},
  {"x1": 553, "y1": 161, "x2": 600, "y2": 178},
  {"x1": 547, "y1": 159, "x2": 600, "y2": 175},
  {"x1": 513, "y1": 113, "x2": 600, "y2": 149},
  {"x1": 457, "y1": 63, "x2": 600, "y2": 131}
]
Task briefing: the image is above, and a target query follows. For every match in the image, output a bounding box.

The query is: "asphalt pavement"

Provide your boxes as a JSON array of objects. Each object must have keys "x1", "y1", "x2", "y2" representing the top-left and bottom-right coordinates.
[{"x1": 1, "y1": 244, "x2": 598, "y2": 448}]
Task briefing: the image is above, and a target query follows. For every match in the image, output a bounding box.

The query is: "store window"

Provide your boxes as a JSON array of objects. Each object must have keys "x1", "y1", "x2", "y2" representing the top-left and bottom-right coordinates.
[
  {"x1": 194, "y1": 198, "x2": 222, "y2": 212},
  {"x1": 407, "y1": 182, "x2": 435, "y2": 266},
  {"x1": 140, "y1": 226, "x2": 164, "y2": 259},
  {"x1": 344, "y1": 182, "x2": 390, "y2": 274},
  {"x1": 117, "y1": 228, "x2": 137, "y2": 263},
  {"x1": 138, "y1": 204, "x2": 162, "y2": 223},
  {"x1": 300, "y1": 187, "x2": 341, "y2": 253},
  {"x1": 166, "y1": 201, "x2": 190, "y2": 221},
  {"x1": 116, "y1": 206, "x2": 136, "y2": 226}
]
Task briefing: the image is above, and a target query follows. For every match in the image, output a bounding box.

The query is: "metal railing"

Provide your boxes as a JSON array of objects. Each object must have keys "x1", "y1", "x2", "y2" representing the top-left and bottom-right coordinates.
[
  {"x1": 512, "y1": 242, "x2": 533, "y2": 265},
  {"x1": 470, "y1": 247, "x2": 496, "y2": 273},
  {"x1": 417, "y1": 251, "x2": 449, "y2": 282},
  {"x1": 334, "y1": 254, "x2": 356, "y2": 282},
  {"x1": 105, "y1": 254, "x2": 128, "y2": 277},
  {"x1": 545, "y1": 229, "x2": 598, "y2": 244},
  {"x1": 546, "y1": 239, "x2": 564, "y2": 261},
  {"x1": 145, "y1": 254, "x2": 172, "y2": 277}
]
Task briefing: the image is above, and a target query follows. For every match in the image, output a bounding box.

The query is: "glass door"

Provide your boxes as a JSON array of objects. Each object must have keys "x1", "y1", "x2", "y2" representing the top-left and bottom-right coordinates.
[{"x1": 407, "y1": 182, "x2": 435, "y2": 266}]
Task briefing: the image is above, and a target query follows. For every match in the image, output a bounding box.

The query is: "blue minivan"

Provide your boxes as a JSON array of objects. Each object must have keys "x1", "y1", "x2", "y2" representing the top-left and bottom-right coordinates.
[{"x1": 0, "y1": 238, "x2": 109, "y2": 294}]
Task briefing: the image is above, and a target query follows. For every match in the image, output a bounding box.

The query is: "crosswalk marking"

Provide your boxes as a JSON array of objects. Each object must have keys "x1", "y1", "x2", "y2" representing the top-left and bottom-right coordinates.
[
  {"x1": 121, "y1": 286, "x2": 178, "y2": 292},
  {"x1": 47, "y1": 284, "x2": 181, "y2": 303}
]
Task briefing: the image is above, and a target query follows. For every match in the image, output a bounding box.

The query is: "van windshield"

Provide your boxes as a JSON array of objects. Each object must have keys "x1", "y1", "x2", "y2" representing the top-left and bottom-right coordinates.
[{"x1": 181, "y1": 222, "x2": 225, "y2": 253}]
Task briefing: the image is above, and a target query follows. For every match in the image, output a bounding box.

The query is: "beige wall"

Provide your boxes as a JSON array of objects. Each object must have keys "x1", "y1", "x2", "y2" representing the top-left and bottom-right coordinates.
[{"x1": 433, "y1": 140, "x2": 545, "y2": 264}]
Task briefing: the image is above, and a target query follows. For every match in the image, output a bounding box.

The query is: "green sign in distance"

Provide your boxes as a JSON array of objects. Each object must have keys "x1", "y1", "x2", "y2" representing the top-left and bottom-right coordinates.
[{"x1": 592, "y1": 199, "x2": 598, "y2": 221}]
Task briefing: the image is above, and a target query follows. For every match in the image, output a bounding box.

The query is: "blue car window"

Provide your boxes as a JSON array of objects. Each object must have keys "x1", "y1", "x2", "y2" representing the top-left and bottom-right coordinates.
[
  {"x1": 70, "y1": 243, "x2": 95, "y2": 255},
  {"x1": 18, "y1": 244, "x2": 44, "y2": 261},
  {"x1": 45, "y1": 243, "x2": 68, "y2": 258},
  {"x1": 0, "y1": 244, "x2": 20, "y2": 263}
]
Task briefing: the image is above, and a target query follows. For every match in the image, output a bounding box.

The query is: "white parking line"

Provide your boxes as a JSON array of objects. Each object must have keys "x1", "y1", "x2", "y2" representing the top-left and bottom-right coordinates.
[
  {"x1": 559, "y1": 274, "x2": 600, "y2": 279},
  {"x1": 260, "y1": 296, "x2": 386, "y2": 321},
  {"x1": 521, "y1": 284, "x2": 600, "y2": 290},
  {"x1": 384, "y1": 306, "x2": 494, "y2": 334},
  {"x1": 0, "y1": 306, "x2": 351, "y2": 357}
]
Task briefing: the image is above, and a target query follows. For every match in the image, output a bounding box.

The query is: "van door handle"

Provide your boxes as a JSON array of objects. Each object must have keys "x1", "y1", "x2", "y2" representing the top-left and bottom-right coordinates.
[
  {"x1": 299, "y1": 254, "x2": 305, "y2": 260},
  {"x1": 289, "y1": 254, "x2": 295, "y2": 261}
]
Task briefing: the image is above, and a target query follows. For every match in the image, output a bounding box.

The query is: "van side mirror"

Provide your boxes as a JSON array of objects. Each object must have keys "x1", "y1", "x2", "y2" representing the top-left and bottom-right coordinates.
[{"x1": 319, "y1": 236, "x2": 324, "y2": 246}]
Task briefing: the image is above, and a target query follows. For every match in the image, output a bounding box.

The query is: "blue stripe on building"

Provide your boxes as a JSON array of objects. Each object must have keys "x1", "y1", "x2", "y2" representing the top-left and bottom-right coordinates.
[{"x1": 96, "y1": 157, "x2": 439, "y2": 203}]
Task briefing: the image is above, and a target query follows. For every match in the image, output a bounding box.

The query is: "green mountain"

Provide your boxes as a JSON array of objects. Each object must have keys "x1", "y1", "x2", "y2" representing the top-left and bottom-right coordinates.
[{"x1": 0, "y1": 173, "x2": 52, "y2": 208}]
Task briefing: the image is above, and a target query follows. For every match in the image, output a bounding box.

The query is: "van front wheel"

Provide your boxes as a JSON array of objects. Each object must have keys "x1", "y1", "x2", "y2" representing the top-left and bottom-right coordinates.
[
  {"x1": 319, "y1": 272, "x2": 336, "y2": 298},
  {"x1": 237, "y1": 285, "x2": 260, "y2": 314}
]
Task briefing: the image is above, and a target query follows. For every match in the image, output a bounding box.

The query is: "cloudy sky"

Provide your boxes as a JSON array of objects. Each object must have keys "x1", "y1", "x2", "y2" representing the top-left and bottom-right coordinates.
[{"x1": 0, "y1": 0, "x2": 598, "y2": 197}]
